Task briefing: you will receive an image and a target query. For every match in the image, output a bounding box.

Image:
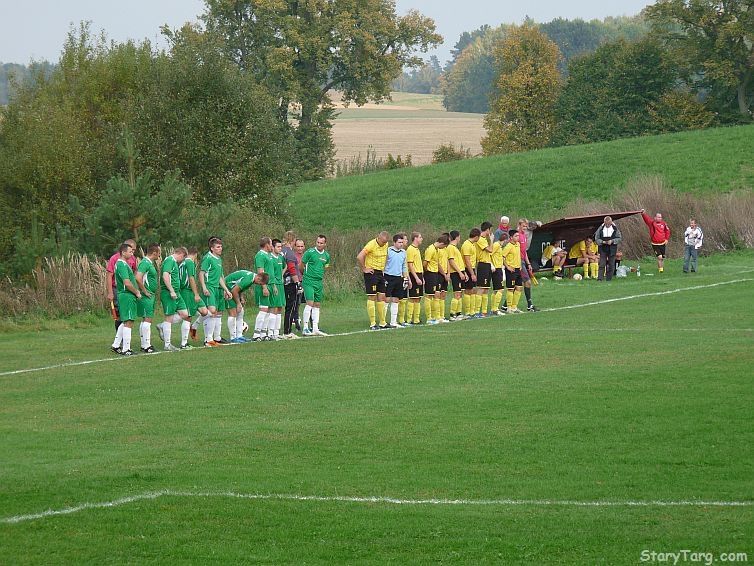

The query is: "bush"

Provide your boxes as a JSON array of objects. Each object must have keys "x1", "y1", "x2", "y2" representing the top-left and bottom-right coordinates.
[
  {"x1": 334, "y1": 148, "x2": 413, "y2": 178},
  {"x1": 432, "y1": 143, "x2": 472, "y2": 163}
]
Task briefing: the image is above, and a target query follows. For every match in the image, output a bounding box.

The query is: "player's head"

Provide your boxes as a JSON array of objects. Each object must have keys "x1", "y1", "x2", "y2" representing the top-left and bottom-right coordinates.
[
  {"x1": 187, "y1": 246, "x2": 198, "y2": 259},
  {"x1": 209, "y1": 237, "x2": 223, "y2": 255},
  {"x1": 255, "y1": 272, "x2": 270, "y2": 285},
  {"x1": 146, "y1": 243, "x2": 161, "y2": 259},
  {"x1": 119, "y1": 242, "x2": 134, "y2": 258},
  {"x1": 436, "y1": 234, "x2": 450, "y2": 248},
  {"x1": 585, "y1": 237, "x2": 593, "y2": 245},
  {"x1": 410, "y1": 231, "x2": 423, "y2": 246},
  {"x1": 377, "y1": 231, "x2": 390, "y2": 245},
  {"x1": 315, "y1": 235, "x2": 327, "y2": 251},
  {"x1": 689, "y1": 218, "x2": 696, "y2": 228},
  {"x1": 124, "y1": 238, "x2": 137, "y2": 249},
  {"x1": 392, "y1": 233, "x2": 405, "y2": 249},
  {"x1": 259, "y1": 237, "x2": 272, "y2": 251},
  {"x1": 480, "y1": 221, "x2": 492, "y2": 235},
  {"x1": 284, "y1": 230, "x2": 296, "y2": 245},
  {"x1": 272, "y1": 238, "x2": 283, "y2": 254},
  {"x1": 449, "y1": 230, "x2": 460, "y2": 244},
  {"x1": 509, "y1": 229, "x2": 520, "y2": 242},
  {"x1": 469, "y1": 228, "x2": 481, "y2": 241},
  {"x1": 500, "y1": 216, "x2": 509, "y2": 225},
  {"x1": 295, "y1": 239, "x2": 305, "y2": 253}
]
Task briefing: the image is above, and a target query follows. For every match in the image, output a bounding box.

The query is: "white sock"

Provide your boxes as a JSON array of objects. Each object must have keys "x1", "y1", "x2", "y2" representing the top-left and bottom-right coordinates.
[
  {"x1": 227, "y1": 315, "x2": 237, "y2": 339},
  {"x1": 191, "y1": 314, "x2": 205, "y2": 330},
  {"x1": 272, "y1": 313, "x2": 280, "y2": 338},
  {"x1": 303, "y1": 304, "x2": 312, "y2": 329},
  {"x1": 254, "y1": 311, "x2": 267, "y2": 337},
  {"x1": 213, "y1": 316, "x2": 222, "y2": 341},
  {"x1": 112, "y1": 325, "x2": 124, "y2": 348},
  {"x1": 162, "y1": 320, "x2": 172, "y2": 347},
  {"x1": 235, "y1": 314, "x2": 245, "y2": 338},
  {"x1": 265, "y1": 312, "x2": 274, "y2": 336},
  {"x1": 312, "y1": 307, "x2": 321, "y2": 332},
  {"x1": 122, "y1": 326, "x2": 132, "y2": 352},
  {"x1": 143, "y1": 321, "x2": 152, "y2": 348},
  {"x1": 180, "y1": 320, "x2": 190, "y2": 346},
  {"x1": 139, "y1": 322, "x2": 146, "y2": 349},
  {"x1": 390, "y1": 302, "x2": 398, "y2": 326},
  {"x1": 203, "y1": 316, "x2": 213, "y2": 343}
]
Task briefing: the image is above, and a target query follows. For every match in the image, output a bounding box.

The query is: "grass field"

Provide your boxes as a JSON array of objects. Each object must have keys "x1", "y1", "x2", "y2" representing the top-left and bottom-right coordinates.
[
  {"x1": 1, "y1": 252, "x2": 753, "y2": 563},
  {"x1": 331, "y1": 91, "x2": 484, "y2": 166},
  {"x1": 294, "y1": 124, "x2": 754, "y2": 231}
]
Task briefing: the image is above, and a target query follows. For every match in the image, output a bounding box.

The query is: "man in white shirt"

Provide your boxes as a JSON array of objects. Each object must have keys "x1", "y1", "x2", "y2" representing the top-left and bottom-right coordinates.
[
  {"x1": 683, "y1": 219, "x2": 703, "y2": 273},
  {"x1": 594, "y1": 216, "x2": 622, "y2": 281}
]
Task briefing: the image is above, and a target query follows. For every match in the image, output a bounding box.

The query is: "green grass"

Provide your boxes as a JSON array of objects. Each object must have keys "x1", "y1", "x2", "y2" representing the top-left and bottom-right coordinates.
[
  {"x1": 291, "y1": 125, "x2": 754, "y2": 230},
  {"x1": 1, "y1": 252, "x2": 753, "y2": 562}
]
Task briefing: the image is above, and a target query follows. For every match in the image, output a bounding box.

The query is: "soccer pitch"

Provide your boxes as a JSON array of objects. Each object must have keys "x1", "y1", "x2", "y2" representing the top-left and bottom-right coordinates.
[{"x1": 1, "y1": 254, "x2": 753, "y2": 563}]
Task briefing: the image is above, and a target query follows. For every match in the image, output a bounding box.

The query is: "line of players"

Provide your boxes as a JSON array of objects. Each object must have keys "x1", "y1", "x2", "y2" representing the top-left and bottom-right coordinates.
[
  {"x1": 355, "y1": 218, "x2": 541, "y2": 330},
  {"x1": 109, "y1": 234, "x2": 331, "y2": 356}
]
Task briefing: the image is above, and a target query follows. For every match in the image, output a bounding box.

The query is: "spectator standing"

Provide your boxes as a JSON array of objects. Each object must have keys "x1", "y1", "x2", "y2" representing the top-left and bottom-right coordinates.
[
  {"x1": 683, "y1": 219, "x2": 703, "y2": 273},
  {"x1": 641, "y1": 209, "x2": 671, "y2": 273},
  {"x1": 282, "y1": 232, "x2": 303, "y2": 338},
  {"x1": 594, "y1": 216, "x2": 622, "y2": 281}
]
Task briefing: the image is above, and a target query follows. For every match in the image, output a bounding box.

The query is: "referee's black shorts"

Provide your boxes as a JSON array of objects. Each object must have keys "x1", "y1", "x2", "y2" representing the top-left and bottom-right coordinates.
[{"x1": 384, "y1": 274, "x2": 405, "y2": 298}]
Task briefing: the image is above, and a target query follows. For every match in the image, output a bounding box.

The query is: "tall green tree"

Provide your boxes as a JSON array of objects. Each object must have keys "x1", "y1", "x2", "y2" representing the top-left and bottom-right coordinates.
[
  {"x1": 482, "y1": 25, "x2": 562, "y2": 155},
  {"x1": 645, "y1": 0, "x2": 754, "y2": 120},
  {"x1": 202, "y1": 0, "x2": 442, "y2": 178}
]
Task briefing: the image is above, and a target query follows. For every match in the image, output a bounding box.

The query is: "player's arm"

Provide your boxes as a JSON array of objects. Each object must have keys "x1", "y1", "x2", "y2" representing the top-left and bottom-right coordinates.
[
  {"x1": 136, "y1": 270, "x2": 151, "y2": 297},
  {"x1": 188, "y1": 275, "x2": 201, "y2": 302},
  {"x1": 198, "y1": 264, "x2": 210, "y2": 296},
  {"x1": 231, "y1": 285, "x2": 242, "y2": 306},
  {"x1": 122, "y1": 273, "x2": 141, "y2": 299},
  {"x1": 162, "y1": 269, "x2": 177, "y2": 298},
  {"x1": 356, "y1": 248, "x2": 372, "y2": 273},
  {"x1": 407, "y1": 257, "x2": 421, "y2": 284},
  {"x1": 106, "y1": 270, "x2": 115, "y2": 301},
  {"x1": 463, "y1": 253, "x2": 476, "y2": 281},
  {"x1": 448, "y1": 257, "x2": 467, "y2": 280},
  {"x1": 219, "y1": 275, "x2": 231, "y2": 298}
]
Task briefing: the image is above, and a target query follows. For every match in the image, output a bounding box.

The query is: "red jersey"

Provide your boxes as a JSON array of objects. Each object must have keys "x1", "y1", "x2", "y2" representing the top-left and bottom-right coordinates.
[
  {"x1": 107, "y1": 252, "x2": 137, "y2": 288},
  {"x1": 642, "y1": 213, "x2": 671, "y2": 245}
]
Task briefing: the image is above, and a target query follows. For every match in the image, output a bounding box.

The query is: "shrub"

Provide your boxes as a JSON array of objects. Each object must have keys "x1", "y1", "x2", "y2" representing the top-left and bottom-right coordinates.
[{"x1": 432, "y1": 143, "x2": 473, "y2": 163}]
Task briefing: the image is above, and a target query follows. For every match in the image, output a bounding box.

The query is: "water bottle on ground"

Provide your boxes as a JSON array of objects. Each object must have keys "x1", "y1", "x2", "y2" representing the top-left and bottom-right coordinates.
[{"x1": 637, "y1": 265, "x2": 641, "y2": 277}]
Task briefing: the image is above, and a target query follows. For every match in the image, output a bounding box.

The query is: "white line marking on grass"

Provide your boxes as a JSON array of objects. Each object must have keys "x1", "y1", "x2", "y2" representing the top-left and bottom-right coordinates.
[
  {"x1": 2, "y1": 277, "x2": 752, "y2": 378},
  {"x1": 2, "y1": 490, "x2": 752, "y2": 524}
]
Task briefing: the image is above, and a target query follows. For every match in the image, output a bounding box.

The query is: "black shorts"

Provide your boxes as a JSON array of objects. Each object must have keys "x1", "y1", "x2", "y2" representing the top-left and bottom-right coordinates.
[
  {"x1": 408, "y1": 275, "x2": 424, "y2": 298},
  {"x1": 476, "y1": 262, "x2": 492, "y2": 288},
  {"x1": 652, "y1": 244, "x2": 666, "y2": 257},
  {"x1": 565, "y1": 257, "x2": 579, "y2": 266},
  {"x1": 450, "y1": 272, "x2": 464, "y2": 292},
  {"x1": 506, "y1": 268, "x2": 522, "y2": 288},
  {"x1": 463, "y1": 269, "x2": 476, "y2": 290},
  {"x1": 384, "y1": 274, "x2": 405, "y2": 298},
  {"x1": 437, "y1": 275, "x2": 448, "y2": 292},
  {"x1": 492, "y1": 269, "x2": 504, "y2": 290},
  {"x1": 424, "y1": 271, "x2": 439, "y2": 295},
  {"x1": 540, "y1": 258, "x2": 553, "y2": 269},
  {"x1": 364, "y1": 270, "x2": 387, "y2": 295}
]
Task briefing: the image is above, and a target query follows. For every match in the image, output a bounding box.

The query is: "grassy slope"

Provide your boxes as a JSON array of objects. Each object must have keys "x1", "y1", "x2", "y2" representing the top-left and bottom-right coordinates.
[
  {"x1": 291, "y1": 125, "x2": 754, "y2": 230},
  {"x1": 1, "y1": 253, "x2": 753, "y2": 562}
]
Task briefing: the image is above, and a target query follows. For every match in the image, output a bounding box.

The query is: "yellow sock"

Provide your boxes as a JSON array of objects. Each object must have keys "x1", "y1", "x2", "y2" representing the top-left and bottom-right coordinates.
[
  {"x1": 583, "y1": 265, "x2": 590, "y2": 279},
  {"x1": 433, "y1": 298, "x2": 441, "y2": 320},
  {"x1": 481, "y1": 293, "x2": 489, "y2": 314},
  {"x1": 413, "y1": 301, "x2": 421, "y2": 323},
  {"x1": 407, "y1": 301, "x2": 414, "y2": 323},
  {"x1": 493, "y1": 290, "x2": 503, "y2": 310},
  {"x1": 513, "y1": 289, "x2": 522, "y2": 309},
  {"x1": 439, "y1": 298, "x2": 446, "y2": 320},
  {"x1": 398, "y1": 299, "x2": 407, "y2": 324},
  {"x1": 425, "y1": 298, "x2": 433, "y2": 321},
  {"x1": 450, "y1": 297, "x2": 458, "y2": 315},
  {"x1": 474, "y1": 294, "x2": 482, "y2": 313},
  {"x1": 462, "y1": 294, "x2": 471, "y2": 315},
  {"x1": 590, "y1": 262, "x2": 599, "y2": 278},
  {"x1": 506, "y1": 290, "x2": 514, "y2": 309},
  {"x1": 367, "y1": 300, "x2": 376, "y2": 326},
  {"x1": 377, "y1": 301, "x2": 386, "y2": 325}
]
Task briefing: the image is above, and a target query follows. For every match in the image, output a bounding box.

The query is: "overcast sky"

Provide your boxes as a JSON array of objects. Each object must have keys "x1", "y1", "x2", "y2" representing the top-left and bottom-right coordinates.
[{"x1": 1, "y1": 0, "x2": 652, "y2": 66}]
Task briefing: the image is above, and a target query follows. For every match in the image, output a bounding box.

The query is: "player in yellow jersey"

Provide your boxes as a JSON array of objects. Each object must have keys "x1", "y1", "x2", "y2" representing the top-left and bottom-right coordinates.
[
  {"x1": 567, "y1": 237, "x2": 599, "y2": 279},
  {"x1": 474, "y1": 221, "x2": 495, "y2": 318},
  {"x1": 490, "y1": 237, "x2": 506, "y2": 315},
  {"x1": 446, "y1": 230, "x2": 468, "y2": 321},
  {"x1": 541, "y1": 239, "x2": 567, "y2": 278},
  {"x1": 357, "y1": 231, "x2": 390, "y2": 330},
  {"x1": 405, "y1": 232, "x2": 424, "y2": 324},
  {"x1": 422, "y1": 233, "x2": 449, "y2": 325},
  {"x1": 460, "y1": 228, "x2": 480, "y2": 318},
  {"x1": 502, "y1": 230, "x2": 524, "y2": 313},
  {"x1": 436, "y1": 232, "x2": 451, "y2": 323}
]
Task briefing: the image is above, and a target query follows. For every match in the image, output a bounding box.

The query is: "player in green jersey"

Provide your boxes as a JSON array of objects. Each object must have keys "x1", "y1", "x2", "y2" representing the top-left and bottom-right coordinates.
[
  {"x1": 181, "y1": 247, "x2": 210, "y2": 343},
  {"x1": 135, "y1": 243, "x2": 161, "y2": 353},
  {"x1": 157, "y1": 247, "x2": 191, "y2": 351},
  {"x1": 252, "y1": 237, "x2": 274, "y2": 341},
  {"x1": 111, "y1": 243, "x2": 141, "y2": 356},
  {"x1": 199, "y1": 237, "x2": 232, "y2": 346},
  {"x1": 267, "y1": 239, "x2": 287, "y2": 340},
  {"x1": 225, "y1": 270, "x2": 270, "y2": 343},
  {"x1": 300, "y1": 235, "x2": 331, "y2": 336}
]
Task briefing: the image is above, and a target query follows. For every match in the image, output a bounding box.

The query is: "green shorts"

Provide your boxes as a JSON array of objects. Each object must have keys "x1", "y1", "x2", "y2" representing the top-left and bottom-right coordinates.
[
  {"x1": 117, "y1": 291, "x2": 138, "y2": 322},
  {"x1": 205, "y1": 287, "x2": 226, "y2": 312},
  {"x1": 161, "y1": 289, "x2": 188, "y2": 316},
  {"x1": 226, "y1": 293, "x2": 245, "y2": 311},
  {"x1": 270, "y1": 283, "x2": 286, "y2": 308},
  {"x1": 303, "y1": 278, "x2": 324, "y2": 303},
  {"x1": 254, "y1": 284, "x2": 271, "y2": 308},
  {"x1": 137, "y1": 294, "x2": 155, "y2": 318},
  {"x1": 180, "y1": 289, "x2": 204, "y2": 317}
]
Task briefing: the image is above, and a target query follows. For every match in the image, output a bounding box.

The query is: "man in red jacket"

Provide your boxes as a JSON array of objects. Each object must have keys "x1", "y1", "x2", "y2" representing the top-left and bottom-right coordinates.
[{"x1": 641, "y1": 209, "x2": 671, "y2": 273}]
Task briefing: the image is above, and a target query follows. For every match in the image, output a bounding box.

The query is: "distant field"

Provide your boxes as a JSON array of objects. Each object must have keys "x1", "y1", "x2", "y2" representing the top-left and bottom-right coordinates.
[
  {"x1": 293, "y1": 124, "x2": 754, "y2": 231},
  {"x1": 331, "y1": 91, "x2": 485, "y2": 165},
  {"x1": 1, "y1": 253, "x2": 753, "y2": 562}
]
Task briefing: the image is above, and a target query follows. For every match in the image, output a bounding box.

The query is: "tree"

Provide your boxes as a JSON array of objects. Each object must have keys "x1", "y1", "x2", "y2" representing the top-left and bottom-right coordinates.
[
  {"x1": 202, "y1": 0, "x2": 442, "y2": 178},
  {"x1": 645, "y1": 0, "x2": 754, "y2": 120},
  {"x1": 482, "y1": 25, "x2": 562, "y2": 155},
  {"x1": 392, "y1": 55, "x2": 442, "y2": 93}
]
